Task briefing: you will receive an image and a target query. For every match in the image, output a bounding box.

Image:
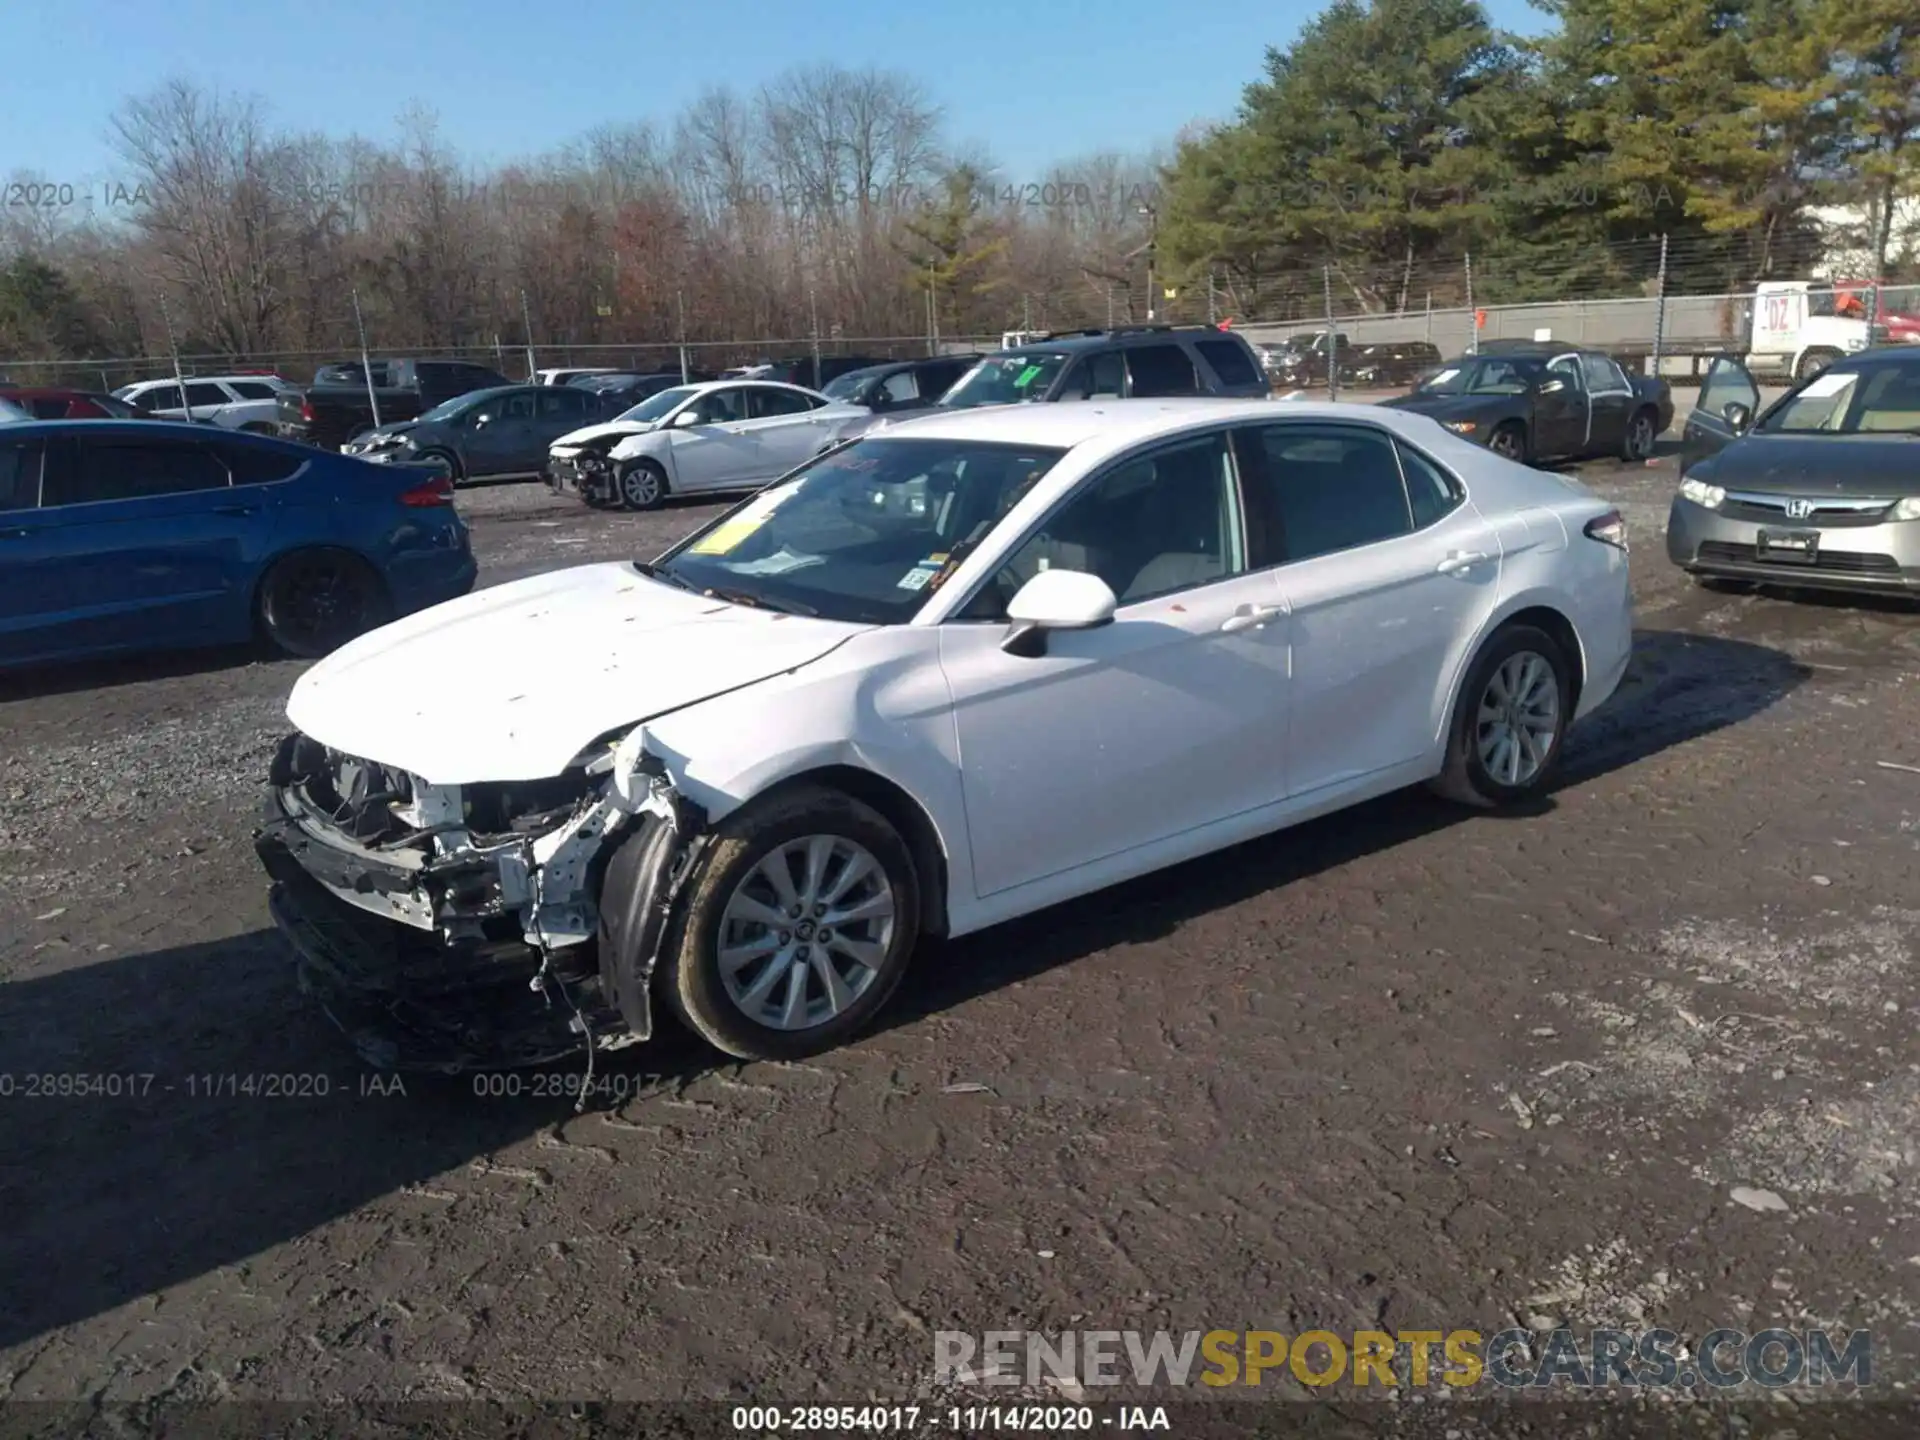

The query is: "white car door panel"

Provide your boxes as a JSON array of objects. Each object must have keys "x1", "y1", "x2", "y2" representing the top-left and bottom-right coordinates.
[
  {"x1": 1278, "y1": 505, "x2": 1501, "y2": 794},
  {"x1": 938, "y1": 429, "x2": 1290, "y2": 899},
  {"x1": 664, "y1": 388, "x2": 762, "y2": 492},
  {"x1": 941, "y1": 573, "x2": 1291, "y2": 899},
  {"x1": 1243, "y1": 421, "x2": 1502, "y2": 795}
]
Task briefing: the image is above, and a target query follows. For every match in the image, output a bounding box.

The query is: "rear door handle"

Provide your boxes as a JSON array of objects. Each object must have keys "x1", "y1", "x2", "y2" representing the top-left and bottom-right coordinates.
[
  {"x1": 0, "y1": 526, "x2": 30, "y2": 540},
  {"x1": 1219, "y1": 602, "x2": 1287, "y2": 633},
  {"x1": 212, "y1": 504, "x2": 260, "y2": 516},
  {"x1": 1436, "y1": 550, "x2": 1491, "y2": 574}
]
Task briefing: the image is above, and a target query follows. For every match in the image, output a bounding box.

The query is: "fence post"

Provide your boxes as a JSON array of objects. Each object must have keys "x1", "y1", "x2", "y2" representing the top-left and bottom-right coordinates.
[
  {"x1": 1207, "y1": 268, "x2": 1217, "y2": 325},
  {"x1": 809, "y1": 286, "x2": 821, "y2": 381},
  {"x1": 351, "y1": 289, "x2": 381, "y2": 429},
  {"x1": 519, "y1": 291, "x2": 537, "y2": 380},
  {"x1": 1464, "y1": 252, "x2": 1476, "y2": 355},
  {"x1": 1322, "y1": 263, "x2": 1338, "y2": 401},
  {"x1": 1424, "y1": 291, "x2": 1432, "y2": 343},
  {"x1": 1651, "y1": 233, "x2": 1669, "y2": 378},
  {"x1": 676, "y1": 290, "x2": 690, "y2": 383},
  {"x1": 157, "y1": 295, "x2": 189, "y2": 413}
]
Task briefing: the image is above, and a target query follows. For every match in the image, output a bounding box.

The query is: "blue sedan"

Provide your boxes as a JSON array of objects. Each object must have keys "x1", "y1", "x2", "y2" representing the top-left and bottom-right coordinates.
[{"x1": 0, "y1": 419, "x2": 477, "y2": 669}]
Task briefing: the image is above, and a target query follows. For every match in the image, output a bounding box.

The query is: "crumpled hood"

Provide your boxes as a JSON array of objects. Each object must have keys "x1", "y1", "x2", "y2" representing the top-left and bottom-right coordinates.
[
  {"x1": 551, "y1": 419, "x2": 658, "y2": 451},
  {"x1": 356, "y1": 421, "x2": 420, "y2": 444},
  {"x1": 286, "y1": 562, "x2": 872, "y2": 785}
]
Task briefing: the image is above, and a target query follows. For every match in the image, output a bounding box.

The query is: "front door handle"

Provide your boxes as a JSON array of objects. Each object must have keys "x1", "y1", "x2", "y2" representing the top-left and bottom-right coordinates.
[
  {"x1": 212, "y1": 504, "x2": 260, "y2": 516},
  {"x1": 1219, "y1": 602, "x2": 1287, "y2": 633},
  {"x1": 0, "y1": 526, "x2": 30, "y2": 539},
  {"x1": 1436, "y1": 550, "x2": 1491, "y2": 575}
]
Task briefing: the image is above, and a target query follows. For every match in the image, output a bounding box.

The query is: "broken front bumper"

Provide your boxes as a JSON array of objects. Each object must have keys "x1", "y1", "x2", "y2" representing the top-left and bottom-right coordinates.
[{"x1": 253, "y1": 733, "x2": 704, "y2": 1072}]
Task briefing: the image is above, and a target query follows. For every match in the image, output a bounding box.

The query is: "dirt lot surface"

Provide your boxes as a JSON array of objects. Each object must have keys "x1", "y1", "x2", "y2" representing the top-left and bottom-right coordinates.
[{"x1": 4, "y1": 437, "x2": 1920, "y2": 1427}]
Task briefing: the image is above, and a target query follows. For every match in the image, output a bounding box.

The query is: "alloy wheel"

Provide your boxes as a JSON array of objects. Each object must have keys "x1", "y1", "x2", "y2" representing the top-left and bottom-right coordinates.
[
  {"x1": 621, "y1": 466, "x2": 661, "y2": 507},
  {"x1": 715, "y1": 835, "x2": 896, "y2": 1031},
  {"x1": 1489, "y1": 428, "x2": 1524, "y2": 461},
  {"x1": 1475, "y1": 650, "x2": 1560, "y2": 788}
]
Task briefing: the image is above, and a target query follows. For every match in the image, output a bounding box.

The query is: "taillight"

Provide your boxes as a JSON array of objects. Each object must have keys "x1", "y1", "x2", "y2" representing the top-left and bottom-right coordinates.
[
  {"x1": 398, "y1": 476, "x2": 455, "y2": 507},
  {"x1": 300, "y1": 398, "x2": 315, "y2": 422},
  {"x1": 1584, "y1": 509, "x2": 1628, "y2": 551}
]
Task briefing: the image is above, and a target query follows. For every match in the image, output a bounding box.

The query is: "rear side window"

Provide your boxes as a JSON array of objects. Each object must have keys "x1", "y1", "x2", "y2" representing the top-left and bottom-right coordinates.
[
  {"x1": 1125, "y1": 344, "x2": 1199, "y2": 397},
  {"x1": 539, "y1": 388, "x2": 591, "y2": 417},
  {"x1": 1196, "y1": 339, "x2": 1260, "y2": 387},
  {"x1": 213, "y1": 437, "x2": 305, "y2": 485},
  {"x1": 0, "y1": 439, "x2": 43, "y2": 510},
  {"x1": 47, "y1": 438, "x2": 231, "y2": 506},
  {"x1": 1396, "y1": 441, "x2": 1465, "y2": 528},
  {"x1": 226, "y1": 381, "x2": 276, "y2": 400},
  {"x1": 1247, "y1": 424, "x2": 1413, "y2": 562}
]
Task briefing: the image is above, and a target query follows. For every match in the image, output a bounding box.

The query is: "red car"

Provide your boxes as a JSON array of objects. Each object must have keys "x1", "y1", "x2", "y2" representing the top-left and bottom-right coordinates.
[{"x1": 0, "y1": 386, "x2": 142, "y2": 419}]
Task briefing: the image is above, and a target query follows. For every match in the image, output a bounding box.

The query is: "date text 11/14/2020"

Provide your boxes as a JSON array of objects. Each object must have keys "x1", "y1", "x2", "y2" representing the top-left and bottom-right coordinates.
[
  {"x1": 728, "y1": 1405, "x2": 1170, "y2": 1431},
  {"x1": 0, "y1": 1072, "x2": 407, "y2": 1099}
]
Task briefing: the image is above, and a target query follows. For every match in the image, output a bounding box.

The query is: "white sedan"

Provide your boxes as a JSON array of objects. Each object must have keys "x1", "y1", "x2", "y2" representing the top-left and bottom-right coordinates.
[
  {"x1": 256, "y1": 399, "x2": 1633, "y2": 1070},
  {"x1": 546, "y1": 379, "x2": 854, "y2": 510}
]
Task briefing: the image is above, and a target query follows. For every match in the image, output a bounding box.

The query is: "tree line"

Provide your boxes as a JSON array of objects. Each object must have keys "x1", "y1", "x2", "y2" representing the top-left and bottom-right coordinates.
[{"x1": 0, "y1": 0, "x2": 1913, "y2": 374}]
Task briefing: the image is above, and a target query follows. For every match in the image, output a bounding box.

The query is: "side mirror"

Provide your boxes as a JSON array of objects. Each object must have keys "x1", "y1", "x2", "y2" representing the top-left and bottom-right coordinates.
[
  {"x1": 1538, "y1": 378, "x2": 1567, "y2": 395},
  {"x1": 672, "y1": 409, "x2": 701, "y2": 428},
  {"x1": 1723, "y1": 401, "x2": 1753, "y2": 434},
  {"x1": 471, "y1": 412, "x2": 492, "y2": 428},
  {"x1": 1000, "y1": 569, "x2": 1117, "y2": 657}
]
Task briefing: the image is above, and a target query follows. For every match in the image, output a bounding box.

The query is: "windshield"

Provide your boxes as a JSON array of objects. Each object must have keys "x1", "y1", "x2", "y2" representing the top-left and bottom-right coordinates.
[
  {"x1": 1759, "y1": 362, "x2": 1920, "y2": 434},
  {"x1": 822, "y1": 369, "x2": 880, "y2": 401},
  {"x1": 1415, "y1": 358, "x2": 1541, "y2": 396},
  {"x1": 939, "y1": 352, "x2": 1070, "y2": 408},
  {"x1": 656, "y1": 436, "x2": 1069, "y2": 624},
  {"x1": 615, "y1": 386, "x2": 697, "y2": 424},
  {"x1": 414, "y1": 392, "x2": 483, "y2": 424}
]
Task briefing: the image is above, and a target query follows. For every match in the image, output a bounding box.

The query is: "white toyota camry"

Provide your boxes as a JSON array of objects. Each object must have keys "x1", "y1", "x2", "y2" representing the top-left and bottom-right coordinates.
[{"x1": 256, "y1": 398, "x2": 1632, "y2": 1071}]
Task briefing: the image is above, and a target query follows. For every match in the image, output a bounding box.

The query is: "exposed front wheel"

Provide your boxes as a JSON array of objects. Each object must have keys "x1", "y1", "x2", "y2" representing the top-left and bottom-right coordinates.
[
  {"x1": 617, "y1": 460, "x2": 669, "y2": 510},
  {"x1": 1488, "y1": 423, "x2": 1528, "y2": 463},
  {"x1": 1621, "y1": 408, "x2": 1657, "y2": 461},
  {"x1": 657, "y1": 785, "x2": 921, "y2": 1061},
  {"x1": 1431, "y1": 624, "x2": 1573, "y2": 808},
  {"x1": 257, "y1": 550, "x2": 391, "y2": 659},
  {"x1": 413, "y1": 448, "x2": 463, "y2": 483}
]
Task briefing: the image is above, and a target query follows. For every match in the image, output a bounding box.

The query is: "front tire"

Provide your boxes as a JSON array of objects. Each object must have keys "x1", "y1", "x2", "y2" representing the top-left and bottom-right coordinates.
[
  {"x1": 657, "y1": 785, "x2": 921, "y2": 1061},
  {"x1": 617, "y1": 459, "x2": 669, "y2": 511},
  {"x1": 1621, "y1": 407, "x2": 1657, "y2": 461},
  {"x1": 413, "y1": 448, "x2": 463, "y2": 483},
  {"x1": 1795, "y1": 348, "x2": 1841, "y2": 383},
  {"x1": 256, "y1": 549, "x2": 391, "y2": 659},
  {"x1": 1431, "y1": 624, "x2": 1573, "y2": 808},
  {"x1": 1488, "y1": 422, "x2": 1529, "y2": 463}
]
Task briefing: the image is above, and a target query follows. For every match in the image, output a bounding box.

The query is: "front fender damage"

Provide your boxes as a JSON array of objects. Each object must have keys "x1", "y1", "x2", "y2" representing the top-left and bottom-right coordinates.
[{"x1": 254, "y1": 726, "x2": 708, "y2": 1077}]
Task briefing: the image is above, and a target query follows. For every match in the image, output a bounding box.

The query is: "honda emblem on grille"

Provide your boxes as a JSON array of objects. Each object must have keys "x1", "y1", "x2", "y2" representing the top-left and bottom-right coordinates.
[{"x1": 1784, "y1": 498, "x2": 1814, "y2": 520}]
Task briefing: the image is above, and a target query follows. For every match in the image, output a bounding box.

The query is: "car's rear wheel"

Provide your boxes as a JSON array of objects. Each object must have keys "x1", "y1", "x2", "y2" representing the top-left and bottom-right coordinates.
[
  {"x1": 1621, "y1": 408, "x2": 1657, "y2": 461},
  {"x1": 257, "y1": 549, "x2": 392, "y2": 659},
  {"x1": 414, "y1": 448, "x2": 463, "y2": 483},
  {"x1": 1431, "y1": 624, "x2": 1573, "y2": 808},
  {"x1": 1488, "y1": 422, "x2": 1528, "y2": 463},
  {"x1": 657, "y1": 785, "x2": 921, "y2": 1061},
  {"x1": 617, "y1": 459, "x2": 669, "y2": 510}
]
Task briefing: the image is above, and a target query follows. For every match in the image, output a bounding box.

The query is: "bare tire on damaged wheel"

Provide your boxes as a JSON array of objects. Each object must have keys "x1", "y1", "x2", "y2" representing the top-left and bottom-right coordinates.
[
  {"x1": 257, "y1": 549, "x2": 391, "y2": 659},
  {"x1": 1430, "y1": 623, "x2": 1572, "y2": 808},
  {"x1": 1488, "y1": 422, "x2": 1528, "y2": 463},
  {"x1": 655, "y1": 784, "x2": 921, "y2": 1062}
]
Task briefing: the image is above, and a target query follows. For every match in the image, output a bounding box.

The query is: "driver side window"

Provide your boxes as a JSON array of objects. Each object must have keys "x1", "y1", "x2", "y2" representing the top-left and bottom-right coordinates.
[
  {"x1": 1548, "y1": 355, "x2": 1584, "y2": 390},
  {"x1": 960, "y1": 432, "x2": 1244, "y2": 618},
  {"x1": 690, "y1": 388, "x2": 746, "y2": 425}
]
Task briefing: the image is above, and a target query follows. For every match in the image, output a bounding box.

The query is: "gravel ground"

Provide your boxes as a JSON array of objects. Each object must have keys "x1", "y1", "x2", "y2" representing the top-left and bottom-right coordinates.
[{"x1": 4, "y1": 437, "x2": 1920, "y2": 1423}]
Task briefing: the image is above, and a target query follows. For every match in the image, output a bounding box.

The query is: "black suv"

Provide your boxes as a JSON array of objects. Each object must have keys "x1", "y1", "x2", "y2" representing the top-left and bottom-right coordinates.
[{"x1": 937, "y1": 326, "x2": 1271, "y2": 408}]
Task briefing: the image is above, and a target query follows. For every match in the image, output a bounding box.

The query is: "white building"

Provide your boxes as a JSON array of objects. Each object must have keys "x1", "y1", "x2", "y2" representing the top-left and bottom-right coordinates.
[{"x1": 1806, "y1": 195, "x2": 1920, "y2": 278}]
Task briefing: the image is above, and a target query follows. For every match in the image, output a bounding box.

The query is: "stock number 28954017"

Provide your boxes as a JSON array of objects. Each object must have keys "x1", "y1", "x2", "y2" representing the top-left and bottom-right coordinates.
[{"x1": 730, "y1": 1406, "x2": 923, "y2": 1431}]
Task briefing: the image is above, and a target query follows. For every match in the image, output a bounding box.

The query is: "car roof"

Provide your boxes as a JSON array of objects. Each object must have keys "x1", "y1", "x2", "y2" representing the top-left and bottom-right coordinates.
[
  {"x1": 872, "y1": 396, "x2": 1435, "y2": 457},
  {"x1": 1002, "y1": 328, "x2": 1245, "y2": 356},
  {"x1": 685, "y1": 378, "x2": 825, "y2": 397}
]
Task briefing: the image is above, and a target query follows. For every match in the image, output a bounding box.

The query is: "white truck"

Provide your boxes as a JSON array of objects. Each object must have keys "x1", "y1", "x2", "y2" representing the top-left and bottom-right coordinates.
[{"x1": 1736, "y1": 279, "x2": 1914, "y2": 382}]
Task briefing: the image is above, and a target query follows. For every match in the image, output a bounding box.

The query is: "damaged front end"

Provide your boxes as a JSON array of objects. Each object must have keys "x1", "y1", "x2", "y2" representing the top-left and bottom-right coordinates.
[{"x1": 253, "y1": 729, "x2": 705, "y2": 1073}]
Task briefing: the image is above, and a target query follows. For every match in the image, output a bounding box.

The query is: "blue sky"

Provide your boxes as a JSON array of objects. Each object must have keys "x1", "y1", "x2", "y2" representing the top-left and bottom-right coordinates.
[{"x1": 5, "y1": 0, "x2": 1550, "y2": 188}]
